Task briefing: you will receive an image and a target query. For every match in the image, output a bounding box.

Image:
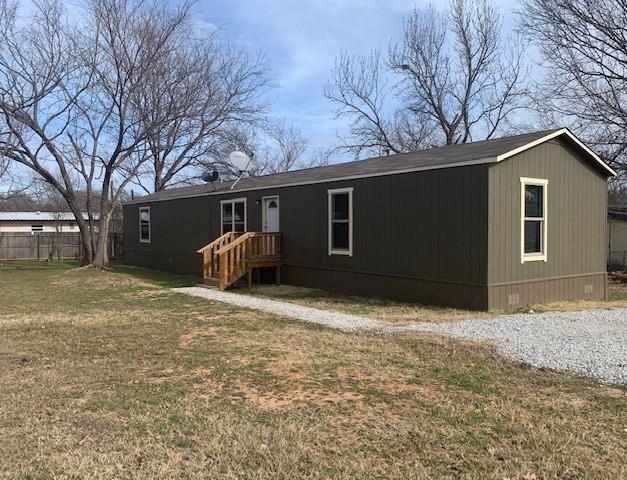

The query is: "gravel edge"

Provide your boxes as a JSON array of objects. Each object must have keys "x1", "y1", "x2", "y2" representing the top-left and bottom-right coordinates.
[{"x1": 175, "y1": 287, "x2": 627, "y2": 384}]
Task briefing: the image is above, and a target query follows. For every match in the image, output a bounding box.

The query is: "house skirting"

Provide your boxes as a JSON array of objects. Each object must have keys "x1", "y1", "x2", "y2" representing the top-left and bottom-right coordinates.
[
  {"x1": 487, "y1": 272, "x2": 607, "y2": 310},
  {"x1": 122, "y1": 253, "x2": 608, "y2": 312},
  {"x1": 281, "y1": 264, "x2": 488, "y2": 310},
  {"x1": 282, "y1": 265, "x2": 607, "y2": 311}
]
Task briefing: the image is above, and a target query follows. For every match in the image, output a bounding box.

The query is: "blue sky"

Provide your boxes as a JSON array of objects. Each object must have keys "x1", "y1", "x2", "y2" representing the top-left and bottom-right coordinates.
[{"x1": 195, "y1": 0, "x2": 525, "y2": 153}]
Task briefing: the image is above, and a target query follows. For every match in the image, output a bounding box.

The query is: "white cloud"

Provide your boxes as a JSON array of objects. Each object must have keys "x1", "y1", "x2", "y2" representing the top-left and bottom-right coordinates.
[
  {"x1": 205, "y1": 0, "x2": 413, "y2": 89},
  {"x1": 195, "y1": 0, "x2": 522, "y2": 153}
]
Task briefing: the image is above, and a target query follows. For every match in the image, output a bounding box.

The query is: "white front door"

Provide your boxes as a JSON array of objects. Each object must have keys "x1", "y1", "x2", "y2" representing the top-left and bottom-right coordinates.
[{"x1": 262, "y1": 196, "x2": 280, "y2": 232}]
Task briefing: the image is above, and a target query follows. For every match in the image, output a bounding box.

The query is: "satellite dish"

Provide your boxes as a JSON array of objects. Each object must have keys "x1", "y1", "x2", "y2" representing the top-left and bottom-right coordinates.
[
  {"x1": 201, "y1": 170, "x2": 219, "y2": 183},
  {"x1": 229, "y1": 151, "x2": 251, "y2": 172}
]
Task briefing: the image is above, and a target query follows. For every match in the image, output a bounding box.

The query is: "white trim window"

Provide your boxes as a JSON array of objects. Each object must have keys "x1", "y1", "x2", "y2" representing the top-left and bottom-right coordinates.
[
  {"x1": 139, "y1": 206, "x2": 151, "y2": 243},
  {"x1": 221, "y1": 198, "x2": 247, "y2": 234},
  {"x1": 328, "y1": 187, "x2": 353, "y2": 256},
  {"x1": 520, "y1": 177, "x2": 548, "y2": 263}
]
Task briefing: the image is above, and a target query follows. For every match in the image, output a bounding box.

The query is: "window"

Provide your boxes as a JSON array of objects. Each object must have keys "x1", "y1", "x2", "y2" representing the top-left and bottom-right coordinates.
[
  {"x1": 221, "y1": 198, "x2": 246, "y2": 234},
  {"x1": 31, "y1": 224, "x2": 43, "y2": 232},
  {"x1": 328, "y1": 187, "x2": 353, "y2": 256},
  {"x1": 139, "y1": 207, "x2": 151, "y2": 243},
  {"x1": 520, "y1": 177, "x2": 548, "y2": 263}
]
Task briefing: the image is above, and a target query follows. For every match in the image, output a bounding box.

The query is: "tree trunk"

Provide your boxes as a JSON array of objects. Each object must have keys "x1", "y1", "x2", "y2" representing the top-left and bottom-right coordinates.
[
  {"x1": 79, "y1": 224, "x2": 94, "y2": 265},
  {"x1": 65, "y1": 201, "x2": 93, "y2": 265},
  {"x1": 92, "y1": 208, "x2": 111, "y2": 268}
]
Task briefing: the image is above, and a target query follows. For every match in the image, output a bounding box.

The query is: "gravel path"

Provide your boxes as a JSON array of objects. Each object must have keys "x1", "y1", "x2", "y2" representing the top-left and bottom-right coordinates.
[
  {"x1": 176, "y1": 287, "x2": 627, "y2": 384},
  {"x1": 176, "y1": 286, "x2": 386, "y2": 332}
]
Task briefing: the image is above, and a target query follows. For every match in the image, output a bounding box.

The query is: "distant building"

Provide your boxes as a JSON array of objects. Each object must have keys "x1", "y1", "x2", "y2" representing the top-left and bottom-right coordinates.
[
  {"x1": 0, "y1": 212, "x2": 98, "y2": 233},
  {"x1": 609, "y1": 208, "x2": 627, "y2": 269}
]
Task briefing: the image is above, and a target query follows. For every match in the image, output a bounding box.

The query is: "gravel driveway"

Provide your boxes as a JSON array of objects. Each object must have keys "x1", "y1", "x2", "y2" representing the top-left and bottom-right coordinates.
[
  {"x1": 386, "y1": 310, "x2": 627, "y2": 385},
  {"x1": 176, "y1": 287, "x2": 627, "y2": 384}
]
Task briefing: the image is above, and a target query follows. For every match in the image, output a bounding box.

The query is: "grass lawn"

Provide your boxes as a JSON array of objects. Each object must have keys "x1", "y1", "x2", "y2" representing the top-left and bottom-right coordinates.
[
  {"x1": 0, "y1": 262, "x2": 625, "y2": 478},
  {"x1": 236, "y1": 281, "x2": 627, "y2": 323}
]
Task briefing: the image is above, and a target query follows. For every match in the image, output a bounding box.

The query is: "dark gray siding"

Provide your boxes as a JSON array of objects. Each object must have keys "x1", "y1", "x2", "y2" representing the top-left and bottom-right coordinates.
[
  {"x1": 487, "y1": 139, "x2": 608, "y2": 309},
  {"x1": 124, "y1": 196, "x2": 215, "y2": 275},
  {"x1": 125, "y1": 164, "x2": 490, "y2": 308}
]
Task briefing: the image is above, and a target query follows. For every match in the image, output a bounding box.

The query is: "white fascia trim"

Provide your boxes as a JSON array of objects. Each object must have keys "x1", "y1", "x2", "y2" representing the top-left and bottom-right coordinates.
[
  {"x1": 520, "y1": 177, "x2": 548, "y2": 264},
  {"x1": 498, "y1": 128, "x2": 617, "y2": 176},
  {"x1": 219, "y1": 197, "x2": 248, "y2": 204},
  {"x1": 125, "y1": 157, "x2": 497, "y2": 205},
  {"x1": 328, "y1": 187, "x2": 354, "y2": 257}
]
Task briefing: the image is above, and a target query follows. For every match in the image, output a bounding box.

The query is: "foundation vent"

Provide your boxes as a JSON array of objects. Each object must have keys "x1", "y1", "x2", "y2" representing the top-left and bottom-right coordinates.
[
  {"x1": 507, "y1": 293, "x2": 520, "y2": 306},
  {"x1": 584, "y1": 284, "x2": 593, "y2": 294}
]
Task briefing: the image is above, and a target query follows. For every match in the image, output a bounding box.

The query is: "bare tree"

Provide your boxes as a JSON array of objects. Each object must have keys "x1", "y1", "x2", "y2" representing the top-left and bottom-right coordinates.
[
  {"x1": 520, "y1": 0, "x2": 627, "y2": 182},
  {"x1": 0, "y1": 192, "x2": 38, "y2": 210},
  {"x1": 0, "y1": 157, "x2": 6, "y2": 182},
  {"x1": 0, "y1": 169, "x2": 24, "y2": 201},
  {"x1": 609, "y1": 186, "x2": 627, "y2": 208},
  {"x1": 254, "y1": 120, "x2": 308, "y2": 174},
  {"x1": 0, "y1": 0, "x2": 214, "y2": 266},
  {"x1": 325, "y1": 48, "x2": 435, "y2": 157},
  {"x1": 130, "y1": 37, "x2": 268, "y2": 193},
  {"x1": 234, "y1": 120, "x2": 334, "y2": 176},
  {"x1": 192, "y1": 121, "x2": 324, "y2": 178},
  {"x1": 0, "y1": 0, "x2": 94, "y2": 260},
  {"x1": 325, "y1": 0, "x2": 528, "y2": 157},
  {"x1": 190, "y1": 126, "x2": 261, "y2": 180}
]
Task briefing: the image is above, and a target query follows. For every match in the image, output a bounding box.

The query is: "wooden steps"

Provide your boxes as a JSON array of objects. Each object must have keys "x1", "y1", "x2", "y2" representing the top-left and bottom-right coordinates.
[
  {"x1": 197, "y1": 232, "x2": 282, "y2": 291},
  {"x1": 203, "y1": 277, "x2": 219, "y2": 287}
]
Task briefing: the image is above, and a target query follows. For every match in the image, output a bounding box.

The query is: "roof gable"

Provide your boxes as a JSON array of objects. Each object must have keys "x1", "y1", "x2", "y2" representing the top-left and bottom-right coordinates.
[{"x1": 495, "y1": 128, "x2": 616, "y2": 176}]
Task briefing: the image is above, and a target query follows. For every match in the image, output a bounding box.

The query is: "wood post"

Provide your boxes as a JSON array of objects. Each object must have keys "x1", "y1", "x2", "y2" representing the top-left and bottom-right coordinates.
[{"x1": 219, "y1": 253, "x2": 227, "y2": 290}]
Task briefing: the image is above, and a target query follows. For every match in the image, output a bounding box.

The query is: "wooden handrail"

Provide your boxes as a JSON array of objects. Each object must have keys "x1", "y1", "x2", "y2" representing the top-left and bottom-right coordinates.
[
  {"x1": 196, "y1": 231, "x2": 241, "y2": 279},
  {"x1": 214, "y1": 232, "x2": 254, "y2": 254},
  {"x1": 215, "y1": 232, "x2": 282, "y2": 290},
  {"x1": 215, "y1": 231, "x2": 281, "y2": 255},
  {"x1": 198, "y1": 231, "x2": 282, "y2": 290},
  {"x1": 197, "y1": 231, "x2": 240, "y2": 254}
]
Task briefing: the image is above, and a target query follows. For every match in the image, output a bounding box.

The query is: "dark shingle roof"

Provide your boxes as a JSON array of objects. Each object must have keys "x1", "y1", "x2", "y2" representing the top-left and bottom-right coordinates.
[{"x1": 127, "y1": 128, "x2": 606, "y2": 204}]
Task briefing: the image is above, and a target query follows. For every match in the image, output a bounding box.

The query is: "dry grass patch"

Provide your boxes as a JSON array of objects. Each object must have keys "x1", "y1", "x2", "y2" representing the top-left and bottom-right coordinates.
[{"x1": 0, "y1": 262, "x2": 625, "y2": 479}]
